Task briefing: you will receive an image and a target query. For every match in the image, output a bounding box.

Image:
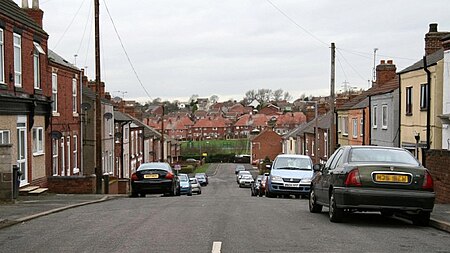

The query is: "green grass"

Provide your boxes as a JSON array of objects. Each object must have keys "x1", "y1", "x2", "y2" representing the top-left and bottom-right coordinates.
[
  {"x1": 181, "y1": 139, "x2": 250, "y2": 156},
  {"x1": 194, "y1": 163, "x2": 210, "y2": 174}
]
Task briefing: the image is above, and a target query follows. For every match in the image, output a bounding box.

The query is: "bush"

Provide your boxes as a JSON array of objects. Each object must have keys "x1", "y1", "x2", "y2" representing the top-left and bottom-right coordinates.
[{"x1": 205, "y1": 153, "x2": 236, "y2": 163}]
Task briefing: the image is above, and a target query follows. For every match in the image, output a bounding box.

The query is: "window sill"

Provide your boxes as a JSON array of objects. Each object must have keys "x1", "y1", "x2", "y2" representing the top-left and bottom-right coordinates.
[
  {"x1": 373, "y1": 126, "x2": 377, "y2": 129},
  {"x1": 33, "y1": 152, "x2": 45, "y2": 157},
  {"x1": 73, "y1": 168, "x2": 80, "y2": 174},
  {"x1": 34, "y1": 88, "x2": 43, "y2": 95},
  {"x1": 53, "y1": 112, "x2": 60, "y2": 117},
  {"x1": 382, "y1": 127, "x2": 388, "y2": 130},
  {"x1": 73, "y1": 112, "x2": 79, "y2": 117},
  {"x1": 405, "y1": 113, "x2": 412, "y2": 116},
  {"x1": 342, "y1": 134, "x2": 348, "y2": 137}
]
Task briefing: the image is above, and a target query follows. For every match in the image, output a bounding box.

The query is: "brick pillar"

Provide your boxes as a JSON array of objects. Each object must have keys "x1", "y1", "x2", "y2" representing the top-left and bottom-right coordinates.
[{"x1": 0, "y1": 144, "x2": 13, "y2": 202}]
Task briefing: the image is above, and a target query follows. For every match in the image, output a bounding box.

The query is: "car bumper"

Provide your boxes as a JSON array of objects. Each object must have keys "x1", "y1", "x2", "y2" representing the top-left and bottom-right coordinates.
[
  {"x1": 333, "y1": 187, "x2": 435, "y2": 211},
  {"x1": 239, "y1": 181, "x2": 253, "y2": 187},
  {"x1": 269, "y1": 182, "x2": 310, "y2": 195},
  {"x1": 192, "y1": 187, "x2": 201, "y2": 193},
  {"x1": 180, "y1": 187, "x2": 191, "y2": 194},
  {"x1": 131, "y1": 180, "x2": 173, "y2": 194}
]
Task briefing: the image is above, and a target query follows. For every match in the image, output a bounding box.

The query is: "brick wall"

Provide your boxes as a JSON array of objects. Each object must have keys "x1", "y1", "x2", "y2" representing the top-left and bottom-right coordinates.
[
  {"x1": 48, "y1": 176, "x2": 96, "y2": 194},
  {"x1": 0, "y1": 145, "x2": 13, "y2": 202},
  {"x1": 252, "y1": 130, "x2": 282, "y2": 161},
  {"x1": 425, "y1": 149, "x2": 450, "y2": 203}
]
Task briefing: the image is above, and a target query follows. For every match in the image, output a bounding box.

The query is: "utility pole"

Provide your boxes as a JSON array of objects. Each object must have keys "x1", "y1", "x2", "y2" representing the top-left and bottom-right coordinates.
[
  {"x1": 329, "y1": 42, "x2": 336, "y2": 155},
  {"x1": 160, "y1": 105, "x2": 165, "y2": 162},
  {"x1": 94, "y1": 0, "x2": 102, "y2": 194},
  {"x1": 314, "y1": 101, "x2": 319, "y2": 164}
]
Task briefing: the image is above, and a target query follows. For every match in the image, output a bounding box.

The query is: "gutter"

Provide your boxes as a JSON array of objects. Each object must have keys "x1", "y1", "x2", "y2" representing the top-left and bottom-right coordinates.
[{"x1": 423, "y1": 56, "x2": 431, "y2": 167}]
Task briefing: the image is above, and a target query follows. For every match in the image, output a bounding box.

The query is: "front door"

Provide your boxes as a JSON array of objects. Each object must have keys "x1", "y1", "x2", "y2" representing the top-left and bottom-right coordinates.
[{"x1": 17, "y1": 117, "x2": 27, "y2": 186}]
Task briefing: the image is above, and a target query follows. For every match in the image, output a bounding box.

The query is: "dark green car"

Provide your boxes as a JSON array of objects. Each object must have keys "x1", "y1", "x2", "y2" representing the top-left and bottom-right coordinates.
[{"x1": 309, "y1": 146, "x2": 435, "y2": 225}]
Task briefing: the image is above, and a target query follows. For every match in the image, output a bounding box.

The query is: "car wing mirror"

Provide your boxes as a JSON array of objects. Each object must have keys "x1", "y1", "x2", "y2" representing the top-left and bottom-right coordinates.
[{"x1": 313, "y1": 164, "x2": 323, "y2": 172}]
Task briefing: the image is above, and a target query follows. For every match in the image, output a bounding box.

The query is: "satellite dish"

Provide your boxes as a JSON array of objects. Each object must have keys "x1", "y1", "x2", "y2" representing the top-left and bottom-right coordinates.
[
  {"x1": 81, "y1": 103, "x2": 91, "y2": 111},
  {"x1": 51, "y1": 131, "x2": 62, "y2": 139},
  {"x1": 103, "y1": 112, "x2": 113, "y2": 119}
]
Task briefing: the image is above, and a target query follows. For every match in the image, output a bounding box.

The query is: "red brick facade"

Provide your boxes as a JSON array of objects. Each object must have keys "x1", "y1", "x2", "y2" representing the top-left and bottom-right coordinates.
[
  {"x1": 251, "y1": 130, "x2": 282, "y2": 161},
  {"x1": 47, "y1": 176, "x2": 96, "y2": 194},
  {"x1": 425, "y1": 150, "x2": 450, "y2": 204}
]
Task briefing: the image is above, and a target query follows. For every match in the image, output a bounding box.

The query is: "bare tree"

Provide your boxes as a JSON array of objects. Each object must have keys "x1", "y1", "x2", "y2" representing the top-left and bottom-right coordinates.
[
  {"x1": 273, "y1": 89, "x2": 284, "y2": 101},
  {"x1": 210, "y1": 95, "x2": 219, "y2": 104},
  {"x1": 255, "y1": 89, "x2": 272, "y2": 105},
  {"x1": 283, "y1": 91, "x2": 292, "y2": 101}
]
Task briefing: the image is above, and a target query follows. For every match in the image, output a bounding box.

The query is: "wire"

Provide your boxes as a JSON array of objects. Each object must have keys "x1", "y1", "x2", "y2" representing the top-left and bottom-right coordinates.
[
  {"x1": 336, "y1": 57, "x2": 348, "y2": 82},
  {"x1": 336, "y1": 48, "x2": 368, "y2": 82},
  {"x1": 102, "y1": 0, "x2": 152, "y2": 100},
  {"x1": 264, "y1": 0, "x2": 329, "y2": 47},
  {"x1": 338, "y1": 47, "x2": 417, "y2": 61},
  {"x1": 76, "y1": 0, "x2": 93, "y2": 56},
  {"x1": 53, "y1": 0, "x2": 87, "y2": 50}
]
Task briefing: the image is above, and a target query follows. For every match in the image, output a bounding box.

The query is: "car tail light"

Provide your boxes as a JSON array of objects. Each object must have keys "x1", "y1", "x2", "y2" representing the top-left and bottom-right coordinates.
[
  {"x1": 131, "y1": 173, "x2": 138, "y2": 181},
  {"x1": 422, "y1": 170, "x2": 434, "y2": 190},
  {"x1": 165, "y1": 172, "x2": 174, "y2": 179},
  {"x1": 345, "y1": 169, "x2": 362, "y2": 187}
]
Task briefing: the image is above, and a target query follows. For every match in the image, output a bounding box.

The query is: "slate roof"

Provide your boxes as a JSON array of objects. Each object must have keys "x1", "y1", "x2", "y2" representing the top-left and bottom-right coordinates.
[
  {"x1": 114, "y1": 110, "x2": 132, "y2": 122},
  {"x1": 0, "y1": 0, "x2": 47, "y2": 35},
  {"x1": 128, "y1": 114, "x2": 161, "y2": 139},
  {"x1": 48, "y1": 50, "x2": 79, "y2": 70},
  {"x1": 398, "y1": 49, "x2": 444, "y2": 74}
]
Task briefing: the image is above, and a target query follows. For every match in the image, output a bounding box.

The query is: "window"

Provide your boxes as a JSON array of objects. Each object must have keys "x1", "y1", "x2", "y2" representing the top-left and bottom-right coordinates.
[
  {"x1": 406, "y1": 87, "x2": 412, "y2": 115},
  {"x1": 52, "y1": 139, "x2": 58, "y2": 175},
  {"x1": 372, "y1": 106, "x2": 377, "y2": 129},
  {"x1": 33, "y1": 46, "x2": 40, "y2": 89},
  {"x1": 13, "y1": 33, "x2": 22, "y2": 87},
  {"x1": 312, "y1": 140, "x2": 315, "y2": 156},
  {"x1": 32, "y1": 127, "x2": 44, "y2": 154},
  {"x1": 0, "y1": 29, "x2": 4, "y2": 84},
  {"x1": 124, "y1": 127, "x2": 129, "y2": 141},
  {"x1": 342, "y1": 117, "x2": 348, "y2": 136},
  {"x1": 352, "y1": 118, "x2": 358, "y2": 138},
  {"x1": 72, "y1": 78, "x2": 77, "y2": 113},
  {"x1": 420, "y1": 84, "x2": 429, "y2": 110},
  {"x1": 337, "y1": 117, "x2": 341, "y2": 133},
  {"x1": 360, "y1": 118, "x2": 363, "y2": 136},
  {"x1": 0, "y1": 130, "x2": 10, "y2": 144},
  {"x1": 73, "y1": 135, "x2": 78, "y2": 173},
  {"x1": 324, "y1": 132, "x2": 328, "y2": 158},
  {"x1": 382, "y1": 105, "x2": 388, "y2": 129},
  {"x1": 52, "y1": 73, "x2": 58, "y2": 113},
  {"x1": 66, "y1": 137, "x2": 71, "y2": 175}
]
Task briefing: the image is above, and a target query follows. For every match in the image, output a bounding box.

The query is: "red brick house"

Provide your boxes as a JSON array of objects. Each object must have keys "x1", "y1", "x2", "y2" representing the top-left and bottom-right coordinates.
[
  {"x1": 0, "y1": 1, "x2": 51, "y2": 187},
  {"x1": 259, "y1": 104, "x2": 280, "y2": 116},
  {"x1": 234, "y1": 114, "x2": 269, "y2": 138},
  {"x1": 251, "y1": 129, "x2": 282, "y2": 162},
  {"x1": 192, "y1": 116, "x2": 231, "y2": 140}
]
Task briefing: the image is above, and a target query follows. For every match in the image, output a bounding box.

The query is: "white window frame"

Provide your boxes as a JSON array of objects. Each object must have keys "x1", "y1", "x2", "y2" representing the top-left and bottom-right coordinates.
[
  {"x1": 52, "y1": 73, "x2": 58, "y2": 114},
  {"x1": 352, "y1": 118, "x2": 358, "y2": 138},
  {"x1": 305, "y1": 138, "x2": 309, "y2": 155},
  {"x1": 360, "y1": 118, "x2": 364, "y2": 136},
  {"x1": 342, "y1": 117, "x2": 348, "y2": 136},
  {"x1": 337, "y1": 116, "x2": 341, "y2": 133},
  {"x1": 324, "y1": 132, "x2": 328, "y2": 158},
  {"x1": 60, "y1": 137, "x2": 65, "y2": 176},
  {"x1": 72, "y1": 78, "x2": 77, "y2": 113},
  {"x1": 73, "y1": 135, "x2": 78, "y2": 173},
  {"x1": 0, "y1": 29, "x2": 4, "y2": 84},
  {"x1": 33, "y1": 47, "x2": 40, "y2": 89},
  {"x1": 32, "y1": 127, "x2": 44, "y2": 155},
  {"x1": 372, "y1": 106, "x2": 378, "y2": 129},
  {"x1": 13, "y1": 33, "x2": 22, "y2": 87},
  {"x1": 0, "y1": 130, "x2": 10, "y2": 144},
  {"x1": 52, "y1": 139, "x2": 58, "y2": 176},
  {"x1": 382, "y1": 105, "x2": 388, "y2": 130},
  {"x1": 66, "y1": 136, "x2": 71, "y2": 175}
]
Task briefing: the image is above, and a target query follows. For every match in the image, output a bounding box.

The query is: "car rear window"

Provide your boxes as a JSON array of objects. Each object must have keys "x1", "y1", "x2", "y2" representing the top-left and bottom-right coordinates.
[
  {"x1": 179, "y1": 175, "x2": 189, "y2": 181},
  {"x1": 349, "y1": 148, "x2": 419, "y2": 165}
]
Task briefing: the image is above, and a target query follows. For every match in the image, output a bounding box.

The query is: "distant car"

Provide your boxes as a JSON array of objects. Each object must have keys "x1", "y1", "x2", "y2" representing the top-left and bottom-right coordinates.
[
  {"x1": 309, "y1": 146, "x2": 435, "y2": 225},
  {"x1": 236, "y1": 170, "x2": 251, "y2": 184},
  {"x1": 178, "y1": 173, "x2": 192, "y2": 196},
  {"x1": 239, "y1": 174, "x2": 254, "y2": 188},
  {"x1": 195, "y1": 172, "x2": 208, "y2": 185},
  {"x1": 235, "y1": 165, "x2": 246, "y2": 174},
  {"x1": 259, "y1": 173, "x2": 269, "y2": 197},
  {"x1": 186, "y1": 158, "x2": 198, "y2": 163},
  {"x1": 130, "y1": 162, "x2": 180, "y2": 197},
  {"x1": 251, "y1": 175, "x2": 263, "y2": 196},
  {"x1": 189, "y1": 177, "x2": 202, "y2": 195},
  {"x1": 195, "y1": 173, "x2": 208, "y2": 186},
  {"x1": 266, "y1": 154, "x2": 314, "y2": 198}
]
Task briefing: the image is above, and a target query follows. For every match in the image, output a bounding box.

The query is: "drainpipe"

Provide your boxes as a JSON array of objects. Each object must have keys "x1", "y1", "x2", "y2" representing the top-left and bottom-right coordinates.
[
  {"x1": 423, "y1": 56, "x2": 431, "y2": 167},
  {"x1": 362, "y1": 108, "x2": 366, "y2": 145},
  {"x1": 398, "y1": 76, "x2": 401, "y2": 148},
  {"x1": 79, "y1": 70, "x2": 84, "y2": 175}
]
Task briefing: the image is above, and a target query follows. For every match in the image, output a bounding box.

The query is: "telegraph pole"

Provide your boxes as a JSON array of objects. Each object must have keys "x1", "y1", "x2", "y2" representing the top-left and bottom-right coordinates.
[
  {"x1": 94, "y1": 0, "x2": 102, "y2": 194},
  {"x1": 160, "y1": 105, "x2": 165, "y2": 162},
  {"x1": 329, "y1": 42, "x2": 336, "y2": 155}
]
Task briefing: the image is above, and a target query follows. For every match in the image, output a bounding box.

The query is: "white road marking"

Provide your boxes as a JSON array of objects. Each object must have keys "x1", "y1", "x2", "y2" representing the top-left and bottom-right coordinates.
[{"x1": 211, "y1": 241, "x2": 222, "y2": 253}]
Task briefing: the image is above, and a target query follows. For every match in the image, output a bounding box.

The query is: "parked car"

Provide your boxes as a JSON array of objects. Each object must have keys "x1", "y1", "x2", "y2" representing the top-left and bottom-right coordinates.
[
  {"x1": 195, "y1": 173, "x2": 208, "y2": 186},
  {"x1": 190, "y1": 177, "x2": 202, "y2": 195},
  {"x1": 130, "y1": 162, "x2": 180, "y2": 197},
  {"x1": 195, "y1": 172, "x2": 208, "y2": 185},
  {"x1": 239, "y1": 174, "x2": 254, "y2": 188},
  {"x1": 266, "y1": 154, "x2": 314, "y2": 198},
  {"x1": 251, "y1": 175, "x2": 263, "y2": 196},
  {"x1": 178, "y1": 173, "x2": 192, "y2": 196},
  {"x1": 309, "y1": 146, "x2": 435, "y2": 225},
  {"x1": 235, "y1": 165, "x2": 245, "y2": 174},
  {"x1": 259, "y1": 173, "x2": 269, "y2": 197},
  {"x1": 236, "y1": 170, "x2": 251, "y2": 184}
]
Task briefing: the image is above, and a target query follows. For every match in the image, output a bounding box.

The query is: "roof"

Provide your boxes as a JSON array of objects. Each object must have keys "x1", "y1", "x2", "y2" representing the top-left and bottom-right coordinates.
[
  {"x1": 0, "y1": 0, "x2": 47, "y2": 36},
  {"x1": 114, "y1": 110, "x2": 132, "y2": 122},
  {"x1": 283, "y1": 111, "x2": 333, "y2": 138},
  {"x1": 235, "y1": 114, "x2": 268, "y2": 127},
  {"x1": 82, "y1": 87, "x2": 114, "y2": 105},
  {"x1": 48, "y1": 50, "x2": 79, "y2": 70},
  {"x1": 368, "y1": 76, "x2": 400, "y2": 97},
  {"x1": 127, "y1": 114, "x2": 161, "y2": 139},
  {"x1": 398, "y1": 49, "x2": 444, "y2": 74}
]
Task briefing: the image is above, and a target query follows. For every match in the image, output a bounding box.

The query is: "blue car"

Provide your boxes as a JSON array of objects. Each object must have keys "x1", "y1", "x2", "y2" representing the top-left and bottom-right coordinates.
[
  {"x1": 178, "y1": 174, "x2": 192, "y2": 196},
  {"x1": 266, "y1": 154, "x2": 314, "y2": 198}
]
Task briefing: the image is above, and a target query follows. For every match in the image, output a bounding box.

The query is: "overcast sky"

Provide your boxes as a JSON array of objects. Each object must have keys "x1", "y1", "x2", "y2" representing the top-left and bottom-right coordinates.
[{"x1": 15, "y1": 0, "x2": 449, "y2": 102}]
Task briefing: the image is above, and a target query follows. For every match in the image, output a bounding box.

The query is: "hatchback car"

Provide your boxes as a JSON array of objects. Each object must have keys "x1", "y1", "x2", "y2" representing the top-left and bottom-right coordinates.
[
  {"x1": 236, "y1": 170, "x2": 251, "y2": 184},
  {"x1": 178, "y1": 173, "x2": 192, "y2": 196},
  {"x1": 239, "y1": 174, "x2": 254, "y2": 188},
  {"x1": 309, "y1": 146, "x2": 435, "y2": 225},
  {"x1": 190, "y1": 177, "x2": 202, "y2": 195},
  {"x1": 195, "y1": 173, "x2": 208, "y2": 185},
  {"x1": 195, "y1": 173, "x2": 208, "y2": 186},
  {"x1": 235, "y1": 165, "x2": 245, "y2": 174},
  {"x1": 266, "y1": 154, "x2": 314, "y2": 198},
  {"x1": 130, "y1": 162, "x2": 180, "y2": 197}
]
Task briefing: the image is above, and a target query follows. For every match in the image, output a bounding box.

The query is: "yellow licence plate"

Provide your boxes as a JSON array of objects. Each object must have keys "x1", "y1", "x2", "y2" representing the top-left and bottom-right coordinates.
[
  {"x1": 375, "y1": 174, "x2": 409, "y2": 183},
  {"x1": 144, "y1": 174, "x2": 159, "y2": 179}
]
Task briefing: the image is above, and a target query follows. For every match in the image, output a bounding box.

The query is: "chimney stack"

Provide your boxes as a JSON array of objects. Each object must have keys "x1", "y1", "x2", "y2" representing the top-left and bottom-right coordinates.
[
  {"x1": 424, "y1": 23, "x2": 450, "y2": 56},
  {"x1": 23, "y1": 0, "x2": 43, "y2": 28},
  {"x1": 375, "y1": 60, "x2": 396, "y2": 86}
]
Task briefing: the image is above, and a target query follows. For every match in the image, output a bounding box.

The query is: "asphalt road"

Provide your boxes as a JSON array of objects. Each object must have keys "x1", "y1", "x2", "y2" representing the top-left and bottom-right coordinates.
[{"x1": 1, "y1": 163, "x2": 450, "y2": 253}]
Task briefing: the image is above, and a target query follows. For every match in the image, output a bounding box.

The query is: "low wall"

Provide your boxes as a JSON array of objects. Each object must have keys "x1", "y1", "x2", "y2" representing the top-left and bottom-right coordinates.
[
  {"x1": 0, "y1": 145, "x2": 13, "y2": 202},
  {"x1": 48, "y1": 175, "x2": 96, "y2": 194},
  {"x1": 426, "y1": 149, "x2": 450, "y2": 204}
]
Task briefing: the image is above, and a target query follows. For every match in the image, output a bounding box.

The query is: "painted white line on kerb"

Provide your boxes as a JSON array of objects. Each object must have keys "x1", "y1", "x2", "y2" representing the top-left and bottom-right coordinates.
[{"x1": 211, "y1": 241, "x2": 222, "y2": 253}]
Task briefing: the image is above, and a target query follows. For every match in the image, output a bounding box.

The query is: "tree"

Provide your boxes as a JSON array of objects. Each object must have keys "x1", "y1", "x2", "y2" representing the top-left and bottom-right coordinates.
[
  {"x1": 255, "y1": 88, "x2": 272, "y2": 105},
  {"x1": 210, "y1": 95, "x2": 219, "y2": 104},
  {"x1": 244, "y1": 90, "x2": 257, "y2": 104},
  {"x1": 283, "y1": 91, "x2": 292, "y2": 101},
  {"x1": 273, "y1": 89, "x2": 284, "y2": 101}
]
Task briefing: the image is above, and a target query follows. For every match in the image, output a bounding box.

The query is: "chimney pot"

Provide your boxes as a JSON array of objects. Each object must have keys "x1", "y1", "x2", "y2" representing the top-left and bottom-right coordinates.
[
  {"x1": 380, "y1": 60, "x2": 385, "y2": 64},
  {"x1": 22, "y1": 0, "x2": 29, "y2": 8},
  {"x1": 429, "y1": 23, "x2": 438, "y2": 33},
  {"x1": 387, "y1": 60, "x2": 393, "y2": 64},
  {"x1": 32, "y1": 0, "x2": 39, "y2": 9}
]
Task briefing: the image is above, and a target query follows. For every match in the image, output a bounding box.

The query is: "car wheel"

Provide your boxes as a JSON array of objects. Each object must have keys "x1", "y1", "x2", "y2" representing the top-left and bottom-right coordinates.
[
  {"x1": 239, "y1": 184, "x2": 242, "y2": 188},
  {"x1": 140, "y1": 193, "x2": 146, "y2": 198},
  {"x1": 412, "y1": 211, "x2": 430, "y2": 226},
  {"x1": 198, "y1": 190, "x2": 202, "y2": 195},
  {"x1": 187, "y1": 190, "x2": 193, "y2": 196},
  {"x1": 130, "y1": 190, "x2": 138, "y2": 198},
  {"x1": 329, "y1": 190, "x2": 343, "y2": 222},
  {"x1": 309, "y1": 188, "x2": 323, "y2": 213}
]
